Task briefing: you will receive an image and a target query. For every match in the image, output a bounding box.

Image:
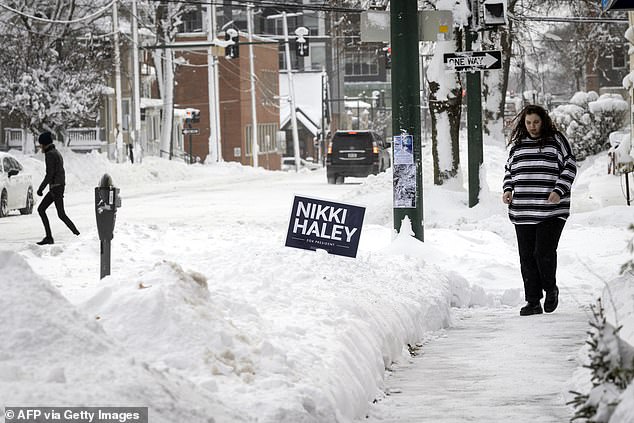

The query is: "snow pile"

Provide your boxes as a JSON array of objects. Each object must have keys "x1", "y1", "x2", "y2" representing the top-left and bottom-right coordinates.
[
  {"x1": 0, "y1": 251, "x2": 243, "y2": 423},
  {"x1": 76, "y1": 235, "x2": 455, "y2": 422},
  {"x1": 11, "y1": 148, "x2": 267, "y2": 192}
]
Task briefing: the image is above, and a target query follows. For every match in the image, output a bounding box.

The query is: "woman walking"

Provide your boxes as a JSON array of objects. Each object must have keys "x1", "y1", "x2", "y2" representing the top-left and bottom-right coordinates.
[{"x1": 502, "y1": 105, "x2": 577, "y2": 316}]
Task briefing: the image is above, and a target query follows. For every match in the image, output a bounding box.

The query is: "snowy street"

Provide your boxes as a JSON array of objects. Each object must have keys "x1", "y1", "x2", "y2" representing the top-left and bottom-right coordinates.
[{"x1": 1, "y1": 138, "x2": 633, "y2": 422}]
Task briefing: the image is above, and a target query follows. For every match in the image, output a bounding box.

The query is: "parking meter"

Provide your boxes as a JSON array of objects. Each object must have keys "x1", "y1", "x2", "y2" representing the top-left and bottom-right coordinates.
[{"x1": 95, "y1": 174, "x2": 121, "y2": 279}]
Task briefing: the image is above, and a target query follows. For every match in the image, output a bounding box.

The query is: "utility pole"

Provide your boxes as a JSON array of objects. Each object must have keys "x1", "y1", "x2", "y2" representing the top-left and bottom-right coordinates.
[
  {"x1": 268, "y1": 12, "x2": 302, "y2": 172},
  {"x1": 247, "y1": 4, "x2": 259, "y2": 167},
  {"x1": 207, "y1": 2, "x2": 221, "y2": 162},
  {"x1": 320, "y1": 69, "x2": 327, "y2": 165},
  {"x1": 112, "y1": 0, "x2": 124, "y2": 163},
  {"x1": 466, "y1": 29, "x2": 483, "y2": 208},
  {"x1": 630, "y1": 12, "x2": 634, "y2": 148},
  {"x1": 391, "y1": 0, "x2": 424, "y2": 241},
  {"x1": 131, "y1": 0, "x2": 142, "y2": 163}
]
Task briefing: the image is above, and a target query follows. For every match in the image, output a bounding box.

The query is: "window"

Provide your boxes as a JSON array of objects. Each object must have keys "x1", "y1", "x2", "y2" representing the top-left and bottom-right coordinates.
[
  {"x1": 122, "y1": 99, "x2": 130, "y2": 131},
  {"x1": 180, "y1": 6, "x2": 203, "y2": 33},
  {"x1": 310, "y1": 45, "x2": 326, "y2": 71},
  {"x1": 344, "y1": 49, "x2": 379, "y2": 77},
  {"x1": 245, "y1": 123, "x2": 281, "y2": 155},
  {"x1": 8, "y1": 157, "x2": 22, "y2": 172},
  {"x1": 303, "y1": 14, "x2": 319, "y2": 36},
  {"x1": 2, "y1": 158, "x2": 10, "y2": 173},
  {"x1": 612, "y1": 47, "x2": 627, "y2": 70}
]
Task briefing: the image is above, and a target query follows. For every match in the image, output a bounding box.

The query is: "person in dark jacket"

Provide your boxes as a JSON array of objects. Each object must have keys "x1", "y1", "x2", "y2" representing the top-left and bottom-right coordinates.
[
  {"x1": 502, "y1": 105, "x2": 577, "y2": 316},
  {"x1": 36, "y1": 131, "x2": 80, "y2": 245}
]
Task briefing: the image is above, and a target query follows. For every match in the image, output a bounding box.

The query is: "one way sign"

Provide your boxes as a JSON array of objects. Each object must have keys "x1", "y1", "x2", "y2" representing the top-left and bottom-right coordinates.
[{"x1": 443, "y1": 50, "x2": 502, "y2": 72}]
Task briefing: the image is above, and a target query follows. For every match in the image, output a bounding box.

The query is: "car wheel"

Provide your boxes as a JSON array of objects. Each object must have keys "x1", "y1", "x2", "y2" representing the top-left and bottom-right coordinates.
[
  {"x1": 327, "y1": 175, "x2": 336, "y2": 184},
  {"x1": 335, "y1": 175, "x2": 344, "y2": 185},
  {"x1": 20, "y1": 187, "x2": 34, "y2": 215},
  {"x1": 0, "y1": 190, "x2": 7, "y2": 218}
]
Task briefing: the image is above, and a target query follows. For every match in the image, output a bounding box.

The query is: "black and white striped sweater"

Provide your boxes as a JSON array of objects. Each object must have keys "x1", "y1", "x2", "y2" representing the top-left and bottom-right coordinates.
[{"x1": 503, "y1": 133, "x2": 577, "y2": 225}]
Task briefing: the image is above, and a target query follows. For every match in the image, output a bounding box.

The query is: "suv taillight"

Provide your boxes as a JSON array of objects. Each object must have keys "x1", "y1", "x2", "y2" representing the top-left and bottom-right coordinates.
[
  {"x1": 327, "y1": 143, "x2": 333, "y2": 154},
  {"x1": 372, "y1": 142, "x2": 379, "y2": 154}
]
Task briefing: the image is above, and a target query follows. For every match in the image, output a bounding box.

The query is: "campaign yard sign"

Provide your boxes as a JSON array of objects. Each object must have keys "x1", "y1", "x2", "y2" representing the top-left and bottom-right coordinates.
[{"x1": 285, "y1": 195, "x2": 366, "y2": 258}]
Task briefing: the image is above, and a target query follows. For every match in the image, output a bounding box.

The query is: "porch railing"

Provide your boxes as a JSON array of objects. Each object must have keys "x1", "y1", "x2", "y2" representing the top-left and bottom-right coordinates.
[
  {"x1": 1, "y1": 127, "x2": 105, "y2": 152},
  {"x1": 66, "y1": 127, "x2": 106, "y2": 152},
  {"x1": 3, "y1": 128, "x2": 25, "y2": 149}
]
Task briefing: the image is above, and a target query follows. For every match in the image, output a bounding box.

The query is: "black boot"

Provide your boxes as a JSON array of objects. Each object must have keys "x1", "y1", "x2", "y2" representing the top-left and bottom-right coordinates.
[
  {"x1": 544, "y1": 287, "x2": 559, "y2": 313},
  {"x1": 520, "y1": 302, "x2": 543, "y2": 316},
  {"x1": 36, "y1": 237, "x2": 54, "y2": 245}
]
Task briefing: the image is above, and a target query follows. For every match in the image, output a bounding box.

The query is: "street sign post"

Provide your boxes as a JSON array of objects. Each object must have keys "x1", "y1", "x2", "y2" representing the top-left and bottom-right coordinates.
[
  {"x1": 444, "y1": 50, "x2": 502, "y2": 72},
  {"x1": 183, "y1": 126, "x2": 199, "y2": 164}
]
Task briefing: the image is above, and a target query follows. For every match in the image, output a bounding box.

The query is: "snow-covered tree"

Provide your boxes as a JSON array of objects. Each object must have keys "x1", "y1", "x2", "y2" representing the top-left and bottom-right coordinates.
[
  {"x1": 551, "y1": 92, "x2": 628, "y2": 160},
  {"x1": 569, "y1": 298, "x2": 634, "y2": 422},
  {"x1": 132, "y1": 0, "x2": 194, "y2": 158},
  {"x1": 0, "y1": 0, "x2": 113, "y2": 139},
  {"x1": 423, "y1": 0, "x2": 470, "y2": 185}
]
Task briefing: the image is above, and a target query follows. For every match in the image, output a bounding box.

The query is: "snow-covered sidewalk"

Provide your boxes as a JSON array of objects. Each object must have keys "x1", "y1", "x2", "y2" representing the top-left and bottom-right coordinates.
[{"x1": 364, "y1": 300, "x2": 591, "y2": 422}]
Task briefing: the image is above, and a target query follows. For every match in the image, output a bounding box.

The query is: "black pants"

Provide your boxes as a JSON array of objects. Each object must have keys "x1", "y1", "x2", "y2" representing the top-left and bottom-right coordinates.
[
  {"x1": 38, "y1": 185, "x2": 79, "y2": 238},
  {"x1": 514, "y1": 218, "x2": 566, "y2": 303}
]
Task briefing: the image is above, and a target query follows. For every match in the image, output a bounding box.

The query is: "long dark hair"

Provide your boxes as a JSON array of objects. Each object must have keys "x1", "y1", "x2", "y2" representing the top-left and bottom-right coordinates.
[{"x1": 508, "y1": 104, "x2": 559, "y2": 146}]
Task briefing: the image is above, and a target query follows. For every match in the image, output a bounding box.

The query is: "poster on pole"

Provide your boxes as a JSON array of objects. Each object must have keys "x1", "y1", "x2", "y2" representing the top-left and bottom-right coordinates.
[
  {"x1": 393, "y1": 134, "x2": 416, "y2": 208},
  {"x1": 285, "y1": 195, "x2": 366, "y2": 258},
  {"x1": 393, "y1": 134, "x2": 414, "y2": 165}
]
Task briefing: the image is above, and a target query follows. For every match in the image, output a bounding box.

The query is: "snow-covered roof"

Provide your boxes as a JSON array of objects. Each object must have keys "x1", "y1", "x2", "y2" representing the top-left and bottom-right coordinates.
[
  {"x1": 279, "y1": 72, "x2": 323, "y2": 134},
  {"x1": 281, "y1": 108, "x2": 320, "y2": 136}
]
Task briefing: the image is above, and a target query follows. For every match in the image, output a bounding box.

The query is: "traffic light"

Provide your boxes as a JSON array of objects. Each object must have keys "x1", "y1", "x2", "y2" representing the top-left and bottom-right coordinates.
[
  {"x1": 482, "y1": 0, "x2": 507, "y2": 26},
  {"x1": 185, "y1": 108, "x2": 200, "y2": 123},
  {"x1": 294, "y1": 26, "x2": 310, "y2": 57},
  {"x1": 383, "y1": 46, "x2": 391, "y2": 69},
  {"x1": 296, "y1": 37, "x2": 309, "y2": 57},
  {"x1": 225, "y1": 28, "x2": 239, "y2": 59}
]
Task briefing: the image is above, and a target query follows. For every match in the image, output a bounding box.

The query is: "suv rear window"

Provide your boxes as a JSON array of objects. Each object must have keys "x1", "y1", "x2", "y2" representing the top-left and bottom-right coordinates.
[{"x1": 332, "y1": 132, "x2": 373, "y2": 149}]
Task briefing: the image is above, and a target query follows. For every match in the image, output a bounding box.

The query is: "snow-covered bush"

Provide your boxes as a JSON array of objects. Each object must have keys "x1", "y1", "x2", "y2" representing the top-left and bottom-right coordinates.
[
  {"x1": 551, "y1": 92, "x2": 628, "y2": 161},
  {"x1": 569, "y1": 299, "x2": 634, "y2": 422}
]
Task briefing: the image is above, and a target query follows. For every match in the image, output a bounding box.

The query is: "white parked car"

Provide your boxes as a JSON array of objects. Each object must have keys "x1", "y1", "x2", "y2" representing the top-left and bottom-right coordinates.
[{"x1": 0, "y1": 152, "x2": 34, "y2": 217}]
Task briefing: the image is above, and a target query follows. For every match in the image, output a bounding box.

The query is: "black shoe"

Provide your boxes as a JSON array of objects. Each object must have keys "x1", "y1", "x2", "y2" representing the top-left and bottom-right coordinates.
[
  {"x1": 73, "y1": 230, "x2": 80, "y2": 236},
  {"x1": 36, "y1": 237, "x2": 54, "y2": 245},
  {"x1": 544, "y1": 287, "x2": 559, "y2": 313},
  {"x1": 520, "y1": 302, "x2": 543, "y2": 316}
]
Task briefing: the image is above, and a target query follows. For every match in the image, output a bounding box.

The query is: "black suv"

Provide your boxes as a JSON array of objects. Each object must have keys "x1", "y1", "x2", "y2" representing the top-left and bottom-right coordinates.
[{"x1": 326, "y1": 130, "x2": 391, "y2": 184}]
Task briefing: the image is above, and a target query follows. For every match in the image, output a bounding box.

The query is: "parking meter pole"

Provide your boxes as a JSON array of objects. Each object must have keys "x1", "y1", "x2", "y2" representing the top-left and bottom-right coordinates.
[
  {"x1": 95, "y1": 174, "x2": 121, "y2": 280},
  {"x1": 100, "y1": 240, "x2": 111, "y2": 279},
  {"x1": 391, "y1": 0, "x2": 424, "y2": 241}
]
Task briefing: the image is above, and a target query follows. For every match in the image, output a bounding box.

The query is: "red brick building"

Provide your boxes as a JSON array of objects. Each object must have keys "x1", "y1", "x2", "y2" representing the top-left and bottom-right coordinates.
[{"x1": 174, "y1": 33, "x2": 282, "y2": 169}]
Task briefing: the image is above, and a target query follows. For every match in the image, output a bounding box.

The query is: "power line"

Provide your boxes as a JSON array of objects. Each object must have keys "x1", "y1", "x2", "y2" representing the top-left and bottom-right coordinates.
[
  {"x1": 145, "y1": 0, "x2": 360, "y2": 14},
  {"x1": 0, "y1": 0, "x2": 116, "y2": 24},
  {"x1": 511, "y1": 14, "x2": 628, "y2": 24}
]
